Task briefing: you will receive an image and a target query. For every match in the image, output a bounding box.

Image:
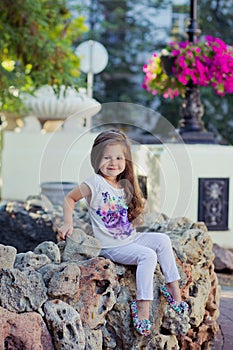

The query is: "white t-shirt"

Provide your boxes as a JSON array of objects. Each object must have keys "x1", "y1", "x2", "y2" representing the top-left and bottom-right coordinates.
[{"x1": 84, "y1": 174, "x2": 140, "y2": 248}]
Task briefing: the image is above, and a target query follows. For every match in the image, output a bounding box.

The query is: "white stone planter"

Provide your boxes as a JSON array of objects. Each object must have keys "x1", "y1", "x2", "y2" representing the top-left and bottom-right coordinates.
[{"x1": 21, "y1": 85, "x2": 101, "y2": 127}]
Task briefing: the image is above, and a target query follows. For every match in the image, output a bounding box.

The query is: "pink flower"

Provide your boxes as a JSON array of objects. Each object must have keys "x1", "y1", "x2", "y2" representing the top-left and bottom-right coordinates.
[{"x1": 142, "y1": 36, "x2": 233, "y2": 98}]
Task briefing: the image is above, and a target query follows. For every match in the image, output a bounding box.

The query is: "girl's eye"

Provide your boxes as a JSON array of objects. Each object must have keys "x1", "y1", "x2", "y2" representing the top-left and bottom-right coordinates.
[{"x1": 103, "y1": 156, "x2": 124, "y2": 160}]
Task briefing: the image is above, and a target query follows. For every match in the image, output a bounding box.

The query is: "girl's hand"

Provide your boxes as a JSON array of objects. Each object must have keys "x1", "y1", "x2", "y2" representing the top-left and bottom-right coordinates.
[{"x1": 58, "y1": 223, "x2": 73, "y2": 240}]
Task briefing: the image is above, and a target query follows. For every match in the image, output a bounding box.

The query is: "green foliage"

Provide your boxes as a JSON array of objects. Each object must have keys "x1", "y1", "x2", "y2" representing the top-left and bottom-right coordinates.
[{"x1": 0, "y1": 0, "x2": 87, "y2": 113}]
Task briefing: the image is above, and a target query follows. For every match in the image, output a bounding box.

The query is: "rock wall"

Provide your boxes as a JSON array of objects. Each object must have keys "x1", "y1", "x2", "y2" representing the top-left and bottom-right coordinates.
[{"x1": 0, "y1": 198, "x2": 220, "y2": 349}]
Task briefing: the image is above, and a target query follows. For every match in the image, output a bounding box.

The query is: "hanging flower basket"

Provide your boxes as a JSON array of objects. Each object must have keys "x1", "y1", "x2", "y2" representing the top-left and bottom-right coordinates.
[{"x1": 142, "y1": 36, "x2": 233, "y2": 99}]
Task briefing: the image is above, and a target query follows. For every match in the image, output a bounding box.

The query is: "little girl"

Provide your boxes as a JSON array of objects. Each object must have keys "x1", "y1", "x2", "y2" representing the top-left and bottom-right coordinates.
[{"x1": 58, "y1": 129, "x2": 188, "y2": 336}]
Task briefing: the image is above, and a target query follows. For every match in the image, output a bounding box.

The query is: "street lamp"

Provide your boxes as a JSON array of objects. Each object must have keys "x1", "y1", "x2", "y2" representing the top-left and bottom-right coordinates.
[{"x1": 178, "y1": 0, "x2": 216, "y2": 143}]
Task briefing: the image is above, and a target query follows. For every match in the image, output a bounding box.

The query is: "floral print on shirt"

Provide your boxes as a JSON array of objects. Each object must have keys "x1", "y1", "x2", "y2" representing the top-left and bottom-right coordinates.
[{"x1": 96, "y1": 191, "x2": 134, "y2": 240}]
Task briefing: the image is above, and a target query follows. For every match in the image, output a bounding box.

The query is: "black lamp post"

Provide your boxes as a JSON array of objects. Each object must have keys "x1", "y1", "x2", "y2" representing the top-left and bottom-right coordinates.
[
  {"x1": 186, "y1": 0, "x2": 200, "y2": 43},
  {"x1": 178, "y1": 0, "x2": 216, "y2": 143}
]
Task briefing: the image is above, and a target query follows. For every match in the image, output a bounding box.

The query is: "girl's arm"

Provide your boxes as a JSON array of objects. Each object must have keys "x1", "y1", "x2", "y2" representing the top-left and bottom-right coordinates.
[{"x1": 58, "y1": 182, "x2": 91, "y2": 240}]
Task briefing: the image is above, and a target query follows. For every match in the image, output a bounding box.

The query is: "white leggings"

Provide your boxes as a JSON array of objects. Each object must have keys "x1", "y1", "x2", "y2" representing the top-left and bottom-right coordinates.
[{"x1": 101, "y1": 232, "x2": 180, "y2": 300}]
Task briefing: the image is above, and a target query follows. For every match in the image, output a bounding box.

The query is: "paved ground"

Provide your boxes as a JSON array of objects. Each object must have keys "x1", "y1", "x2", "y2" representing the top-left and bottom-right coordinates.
[{"x1": 212, "y1": 278, "x2": 233, "y2": 350}]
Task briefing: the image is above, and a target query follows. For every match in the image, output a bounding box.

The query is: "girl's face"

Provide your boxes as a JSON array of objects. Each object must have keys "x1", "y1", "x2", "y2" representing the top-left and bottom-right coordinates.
[{"x1": 99, "y1": 144, "x2": 126, "y2": 180}]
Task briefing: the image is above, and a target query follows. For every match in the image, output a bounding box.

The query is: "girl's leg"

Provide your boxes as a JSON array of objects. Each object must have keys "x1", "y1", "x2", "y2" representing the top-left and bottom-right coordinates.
[
  {"x1": 166, "y1": 280, "x2": 181, "y2": 302},
  {"x1": 139, "y1": 232, "x2": 180, "y2": 281},
  {"x1": 137, "y1": 300, "x2": 151, "y2": 319},
  {"x1": 133, "y1": 232, "x2": 189, "y2": 313},
  {"x1": 101, "y1": 243, "x2": 157, "y2": 320},
  {"x1": 102, "y1": 232, "x2": 184, "y2": 319},
  {"x1": 132, "y1": 232, "x2": 181, "y2": 301}
]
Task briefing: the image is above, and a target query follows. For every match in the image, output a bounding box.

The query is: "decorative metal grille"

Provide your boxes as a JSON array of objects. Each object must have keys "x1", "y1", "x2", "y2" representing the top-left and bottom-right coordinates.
[{"x1": 198, "y1": 178, "x2": 229, "y2": 231}]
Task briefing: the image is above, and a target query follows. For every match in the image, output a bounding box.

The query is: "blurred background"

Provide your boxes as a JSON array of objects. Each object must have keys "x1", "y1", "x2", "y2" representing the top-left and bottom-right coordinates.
[{"x1": 1, "y1": 0, "x2": 233, "y2": 142}]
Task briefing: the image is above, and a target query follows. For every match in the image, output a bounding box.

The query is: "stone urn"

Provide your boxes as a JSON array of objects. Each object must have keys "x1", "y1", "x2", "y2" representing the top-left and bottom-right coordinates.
[
  {"x1": 20, "y1": 85, "x2": 101, "y2": 129},
  {"x1": 40, "y1": 181, "x2": 78, "y2": 206}
]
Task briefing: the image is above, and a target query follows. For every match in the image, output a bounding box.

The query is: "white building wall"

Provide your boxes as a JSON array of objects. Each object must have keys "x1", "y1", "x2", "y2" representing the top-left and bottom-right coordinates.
[
  {"x1": 133, "y1": 143, "x2": 233, "y2": 249},
  {"x1": 2, "y1": 131, "x2": 98, "y2": 201}
]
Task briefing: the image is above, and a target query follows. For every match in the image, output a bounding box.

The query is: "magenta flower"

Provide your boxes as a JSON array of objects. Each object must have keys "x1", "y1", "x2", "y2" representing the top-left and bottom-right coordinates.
[{"x1": 142, "y1": 36, "x2": 233, "y2": 99}]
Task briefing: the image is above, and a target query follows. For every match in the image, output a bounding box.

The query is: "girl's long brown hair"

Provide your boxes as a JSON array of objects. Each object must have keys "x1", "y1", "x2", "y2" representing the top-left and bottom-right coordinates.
[{"x1": 90, "y1": 129, "x2": 144, "y2": 224}]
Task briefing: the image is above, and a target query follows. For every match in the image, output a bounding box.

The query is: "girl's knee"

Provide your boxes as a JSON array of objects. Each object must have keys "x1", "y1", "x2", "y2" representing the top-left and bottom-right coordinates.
[
  {"x1": 166, "y1": 234, "x2": 172, "y2": 245},
  {"x1": 160, "y1": 233, "x2": 172, "y2": 248},
  {"x1": 140, "y1": 249, "x2": 157, "y2": 265}
]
